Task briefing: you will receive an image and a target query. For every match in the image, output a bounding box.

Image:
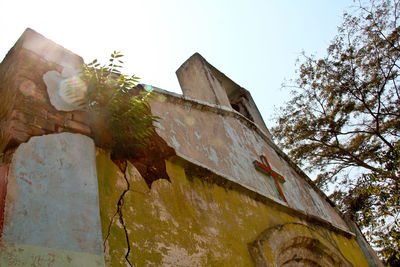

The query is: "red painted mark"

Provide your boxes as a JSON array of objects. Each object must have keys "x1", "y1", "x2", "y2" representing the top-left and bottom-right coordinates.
[
  {"x1": 254, "y1": 155, "x2": 287, "y2": 203},
  {"x1": 0, "y1": 165, "x2": 9, "y2": 239}
]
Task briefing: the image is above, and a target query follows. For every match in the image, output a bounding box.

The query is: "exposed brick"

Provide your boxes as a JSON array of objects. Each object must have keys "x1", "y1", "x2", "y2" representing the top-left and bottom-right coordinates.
[
  {"x1": 0, "y1": 93, "x2": 15, "y2": 120},
  {"x1": 64, "y1": 120, "x2": 91, "y2": 135},
  {"x1": 10, "y1": 110, "x2": 34, "y2": 124},
  {"x1": 9, "y1": 120, "x2": 29, "y2": 134},
  {"x1": 47, "y1": 112, "x2": 65, "y2": 125},
  {"x1": 18, "y1": 79, "x2": 47, "y2": 103},
  {"x1": 56, "y1": 126, "x2": 66, "y2": 133},
  {"x1": 8, "y1": 129, "x2": 30, "y2": 144},
  {"x1": 27, "y1": 124, "x2": 47, "y2": 136},
  {"x1": 16, "y1": 104, "x2": 48, "y2": 119},
  {"x1": 72, "y1": 111, "x2": 89, "y2": 124},
  {"x1": 0, "y1": 148, "x2": 15, "y2": 166},
  {"x1": 34, "y1": 116, "x2": 56, "y2": 132},
  {"x1": 9, "y1": 119, "x2": 51, "y2": 147}
]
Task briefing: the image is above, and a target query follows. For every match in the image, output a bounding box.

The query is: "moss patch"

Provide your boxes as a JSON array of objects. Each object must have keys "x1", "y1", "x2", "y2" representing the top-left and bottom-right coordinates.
[{"x1": 96, "y1": 150, "x2": 369, "y2": 266}]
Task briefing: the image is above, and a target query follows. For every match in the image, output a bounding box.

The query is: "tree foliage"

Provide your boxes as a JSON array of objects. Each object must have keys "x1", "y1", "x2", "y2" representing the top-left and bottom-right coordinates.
[
  {"x1": 78, "y1": 51, "x2": 159, "y2": 158},
  {"x1": 272, "y1": 0, "x2": 400, "y2": 264}
]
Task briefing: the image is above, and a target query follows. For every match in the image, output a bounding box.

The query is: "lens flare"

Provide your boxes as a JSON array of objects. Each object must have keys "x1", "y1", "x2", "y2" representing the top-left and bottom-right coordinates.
[
  {"x1": 143, "y1": 84, "x2": 153, "y2": 92},
  {"x1": 58, "y1": 76, "x2": 87, "y2": 105},
  {"x1": 19, "y1": 79, "x2": 37, "y2": 98},
  {"x1": 157, "y1": 94, "x2": 167, "y2": 103},
  {"x1": 184, "y1": 115, "x2": 195, "y2": 126}
]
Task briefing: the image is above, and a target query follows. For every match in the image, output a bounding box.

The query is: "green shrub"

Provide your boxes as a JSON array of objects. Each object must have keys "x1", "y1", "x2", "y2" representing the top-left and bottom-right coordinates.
[{"x1": 77, "y1": 51, "x2": 159, "y2": 158}]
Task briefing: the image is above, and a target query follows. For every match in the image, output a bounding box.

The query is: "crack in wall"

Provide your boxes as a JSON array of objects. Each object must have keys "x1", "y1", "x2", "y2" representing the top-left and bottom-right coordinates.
[
  {"x1": 104, "y1": 159, "x2": 133, "y2": 267},
  {"x1": 99, "y1": 114, "x2": 175, "y2": 266},
  {"x1": 103, "y1": 210, "x2": 118, "y2": 253}
]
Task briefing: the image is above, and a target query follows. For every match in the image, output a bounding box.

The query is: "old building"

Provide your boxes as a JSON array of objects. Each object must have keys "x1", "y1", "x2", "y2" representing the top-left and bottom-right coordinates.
[{"x1": 0, "y1": 28, "x2": 382, "y2": 266}]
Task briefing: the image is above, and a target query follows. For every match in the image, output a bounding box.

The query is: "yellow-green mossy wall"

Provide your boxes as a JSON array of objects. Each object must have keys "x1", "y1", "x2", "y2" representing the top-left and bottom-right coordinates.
[{"x1": 95, "y1": 149, "x2": 369, "y2": 266}]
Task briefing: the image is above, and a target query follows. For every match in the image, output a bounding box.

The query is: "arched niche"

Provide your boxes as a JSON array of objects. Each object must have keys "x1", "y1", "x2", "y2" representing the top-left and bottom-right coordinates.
[{"x1": 248, "y1": 223, "x2": 352, "y2": 267}]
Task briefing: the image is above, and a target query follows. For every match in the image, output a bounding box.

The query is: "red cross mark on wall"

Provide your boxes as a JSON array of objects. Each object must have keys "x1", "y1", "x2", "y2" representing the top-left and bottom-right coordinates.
[{"x1": 253, "y1": 155, "x2": 287, "y2": 203}]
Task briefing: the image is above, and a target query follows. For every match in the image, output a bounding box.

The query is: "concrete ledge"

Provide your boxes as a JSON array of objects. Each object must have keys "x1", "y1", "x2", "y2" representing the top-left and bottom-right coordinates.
[{"x1": 151, "y1": 86, "x2": 353, "y2": 235}]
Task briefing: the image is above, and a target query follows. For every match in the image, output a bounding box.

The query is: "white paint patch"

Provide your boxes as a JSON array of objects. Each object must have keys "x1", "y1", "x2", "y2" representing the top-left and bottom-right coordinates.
[
  {"x1": 206, "y1": 227, "x2": 219, "y2": 236},
  {"x1": 154, "y1": 121, "x2": 166, "y2": 130},
  {"x1": 173, "y1": 118, "x2": 186, "y2": 127},
  {"x1": 208, "y1": 147, "x2": 219, "y2": 165},
  {"x1": 43, "y1": 70, "x2": 86, "y2": 111},
  {"x1": 161, "y1": 244, "x2": 204, "y2": 266},
  {"x1": 194, "y1": 131, "x2": 202, "y2": 140},
  {"x1": 170, "y1": 136, "x2": 181, "y2": 151}
]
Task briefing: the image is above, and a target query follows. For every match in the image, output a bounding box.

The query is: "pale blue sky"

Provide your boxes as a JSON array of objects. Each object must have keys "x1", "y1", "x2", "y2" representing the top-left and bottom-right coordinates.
[{"x1": 0, "y1": 0, "x2": 351, "y2": 126}]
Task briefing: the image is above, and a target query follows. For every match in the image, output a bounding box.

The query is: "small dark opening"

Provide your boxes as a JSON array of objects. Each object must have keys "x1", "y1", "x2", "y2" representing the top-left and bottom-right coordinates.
[{"x1": 229, "y1": 95, "x2": 254, "y2": 122}]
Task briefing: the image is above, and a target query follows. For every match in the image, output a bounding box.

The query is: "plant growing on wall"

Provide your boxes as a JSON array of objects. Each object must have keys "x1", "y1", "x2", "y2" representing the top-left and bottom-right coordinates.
[{"x1": 76, "y1": 51, "x2": 159, "y2": 158}]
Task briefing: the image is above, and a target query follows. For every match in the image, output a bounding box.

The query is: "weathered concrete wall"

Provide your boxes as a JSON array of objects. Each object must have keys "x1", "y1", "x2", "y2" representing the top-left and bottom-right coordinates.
[
  {"x1": 150, "y1": 90, "x2": 349, "y2": 233},
  {"x1": 0, "y1": 133, "x2": 105, "y2": 266},
  {"x1": 0, "y1": 28, "x2": 380, "y2": 266},
  {"x1": 96, "y1": 150, "x2": 369, "y2": 266}
]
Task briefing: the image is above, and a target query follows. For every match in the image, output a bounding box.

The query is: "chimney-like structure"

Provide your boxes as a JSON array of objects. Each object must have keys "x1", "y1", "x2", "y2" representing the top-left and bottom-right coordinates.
[{"x1": 176, "y1": 52, "x2": 272, "y2": 138}]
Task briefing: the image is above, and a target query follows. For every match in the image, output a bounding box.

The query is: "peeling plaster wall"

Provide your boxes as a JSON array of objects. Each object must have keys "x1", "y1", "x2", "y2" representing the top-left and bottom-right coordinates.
[
  {"x1": 150, "y1": 92, "x2": 349, "y2": 232},
  {"x1": 0, "y1": 133, "x2": 105, "y2": 266},
  {"x1": 96, "y1": 150, "x2": 369, "y2": 266}
]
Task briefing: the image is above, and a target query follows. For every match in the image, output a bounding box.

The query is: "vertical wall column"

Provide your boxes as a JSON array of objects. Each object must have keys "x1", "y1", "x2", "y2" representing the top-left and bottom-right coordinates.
[{"x1": 0, "y1": 133, "x2": 105, "y2": 266}]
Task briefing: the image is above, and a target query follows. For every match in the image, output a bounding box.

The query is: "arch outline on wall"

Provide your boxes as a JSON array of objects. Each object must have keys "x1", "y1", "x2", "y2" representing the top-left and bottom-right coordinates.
[{"x1": 248, "y1": 222, "x2": 353, "y2": 267}]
